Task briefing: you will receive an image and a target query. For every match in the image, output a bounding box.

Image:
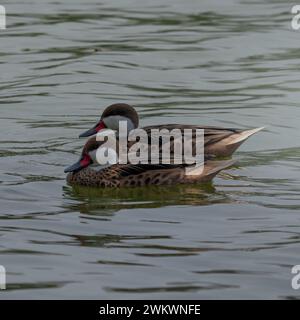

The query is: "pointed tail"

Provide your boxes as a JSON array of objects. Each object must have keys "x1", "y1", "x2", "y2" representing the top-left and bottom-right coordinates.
[{"x1": 227, "y1": 127, "x2": 265, "y2": 145}]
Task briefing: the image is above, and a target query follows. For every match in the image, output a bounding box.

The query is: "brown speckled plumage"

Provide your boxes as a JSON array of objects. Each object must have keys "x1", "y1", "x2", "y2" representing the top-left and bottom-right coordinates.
[{"x1": 66, "y1": 160, "x2": 235, "y2": 188}]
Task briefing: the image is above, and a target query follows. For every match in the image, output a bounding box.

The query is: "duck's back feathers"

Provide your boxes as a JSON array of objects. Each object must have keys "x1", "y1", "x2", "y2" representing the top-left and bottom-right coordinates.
[{"x1": 143, "y1": 124, "x2": 263, "y2": 157}]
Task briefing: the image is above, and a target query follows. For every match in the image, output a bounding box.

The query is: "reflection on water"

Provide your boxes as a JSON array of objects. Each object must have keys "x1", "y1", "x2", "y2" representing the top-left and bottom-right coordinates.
[
  {"x1": 0, "y1": 0, "x2": 300, "y2": 299},
  {"x1": 63, "y1": 183, "x2": 227, "y2": 212}
]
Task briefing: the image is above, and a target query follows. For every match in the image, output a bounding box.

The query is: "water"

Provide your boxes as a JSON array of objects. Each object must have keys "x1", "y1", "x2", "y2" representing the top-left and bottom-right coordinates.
[{"x1": 0, "y1": 0, "x2": 300, "y2": 299}]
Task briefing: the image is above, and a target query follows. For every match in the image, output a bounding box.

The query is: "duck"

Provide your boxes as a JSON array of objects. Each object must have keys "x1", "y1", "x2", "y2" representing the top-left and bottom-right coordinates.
[
  {"x1": 64, "y1": 136, "x2": 235, "y2": 188},
  {"x1": 79, "y1": 103, "x2": 264, "y2": 157}
]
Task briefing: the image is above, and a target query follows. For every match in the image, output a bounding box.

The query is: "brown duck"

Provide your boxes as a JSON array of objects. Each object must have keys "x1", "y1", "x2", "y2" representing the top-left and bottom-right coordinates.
[
  {"x1": 65, "y1": 136, "x2": 235, "y2": 188},
  {"x1": 79, "y1": 103, "x2": 264, "y2": 157}
]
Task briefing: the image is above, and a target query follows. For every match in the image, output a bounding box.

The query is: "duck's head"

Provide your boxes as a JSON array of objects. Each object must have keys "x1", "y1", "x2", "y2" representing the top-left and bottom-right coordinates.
[
  {"x1": 64, "y1": 137, "x2": 99, "y2": 173},
  {"x1": 79, "y1": 103, "x2": 139, "y2": 138},
  {"x1": 64, "y1": 132, "x2": 118, "y2": 173}
]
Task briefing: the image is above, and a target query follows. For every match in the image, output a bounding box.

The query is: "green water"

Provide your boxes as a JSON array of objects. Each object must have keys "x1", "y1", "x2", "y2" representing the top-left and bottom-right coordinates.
[{"x1": 0, "y1": 0, "x2": 300, "y2": 299}]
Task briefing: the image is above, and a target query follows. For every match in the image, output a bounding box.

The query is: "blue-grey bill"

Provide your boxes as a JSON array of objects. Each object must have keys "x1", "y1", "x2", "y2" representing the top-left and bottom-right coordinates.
[
  {"x1": 79, "y1": 127, "x2": 97, "y2": 138},
  {"x1": 64, "y1": 160, "x2": 82, "y2": 173}
]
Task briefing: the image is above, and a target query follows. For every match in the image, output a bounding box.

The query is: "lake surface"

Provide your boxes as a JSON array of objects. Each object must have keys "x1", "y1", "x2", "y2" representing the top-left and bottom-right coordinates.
[{"x1": 1, "y1": 0, "x2": 300, "y2": 299}]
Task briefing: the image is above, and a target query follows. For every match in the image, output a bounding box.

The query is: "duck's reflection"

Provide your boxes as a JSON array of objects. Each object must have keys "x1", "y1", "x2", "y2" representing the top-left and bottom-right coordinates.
[{"x1": 62, "y1": 182, "x2": 232, "y2": 215}]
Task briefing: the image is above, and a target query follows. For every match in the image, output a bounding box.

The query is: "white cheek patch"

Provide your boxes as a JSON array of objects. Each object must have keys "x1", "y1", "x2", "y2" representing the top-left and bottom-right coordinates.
[
  {"x1": 96, "y1": 129, "x2": 117, "y2": 140},
  {"x1": 103, "y1": 115, "x2": 135, "y2": 131},
  {"x1": 88, "y1": 147, "x2": 118, "y2": 171},
  {"x1": 96, "y1": 147, "x2": 118, "y2": 165}
]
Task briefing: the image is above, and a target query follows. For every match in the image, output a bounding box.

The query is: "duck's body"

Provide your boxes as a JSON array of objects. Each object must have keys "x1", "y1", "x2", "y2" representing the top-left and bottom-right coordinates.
[
  {"x1": 66, "y1": 160, "x2": 235, "y2": 188},
  {"x1": 65, "y1": 103, "x2": 263, "y2": 188},
  {"x1": 65, "y1": 134, "x2": 235, "y2": 188},
  {"x1": 143, "y1": 124, "x2": 263, "y2": 157},
  {"x1": 79, "y1": 103, "x2": 264, "y2": 157}
]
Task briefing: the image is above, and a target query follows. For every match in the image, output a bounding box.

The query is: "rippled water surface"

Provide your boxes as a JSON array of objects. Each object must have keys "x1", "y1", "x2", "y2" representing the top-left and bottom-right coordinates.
[{"x1": 1, "y1": 0, "x2": 300, "y2": 299}]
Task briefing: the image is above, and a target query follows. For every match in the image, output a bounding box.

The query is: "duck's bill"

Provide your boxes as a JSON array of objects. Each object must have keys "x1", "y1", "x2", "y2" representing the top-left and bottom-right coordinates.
[
  {"x1": 64, "y1": 160, "x2": 83, "y2": 173},
  {"x1": 79, "y1": 127, "x2": 98, "y2": 138},
  {"x1": 79, "y1": 120, "x2": 106, "y2": 138}
]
